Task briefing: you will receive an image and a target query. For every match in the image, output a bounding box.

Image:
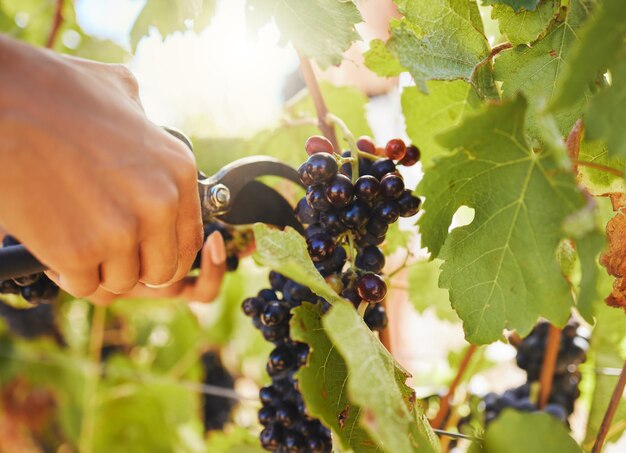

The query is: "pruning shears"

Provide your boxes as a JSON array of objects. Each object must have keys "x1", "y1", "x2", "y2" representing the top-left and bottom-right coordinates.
[{"x1": 0, "y1": 128, "x2": 303, "y2": 280}]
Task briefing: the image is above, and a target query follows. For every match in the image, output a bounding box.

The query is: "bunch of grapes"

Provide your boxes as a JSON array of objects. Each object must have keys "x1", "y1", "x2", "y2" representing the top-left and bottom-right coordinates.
[
  {"x1": 0, "y1": 300, "x2": 61, "y2": 341},
  {"x1": 483, "y1": 320, "x2": 589, "y2": 425},
  {"x1": 0, "y1": 236, "x2": 59, "y2": 305},
  {"x1": 242, "y1": 135, "x2": 421, "y2": 452},
  {"x1": 201, "y1": 351, "x2": 236, "y2": 432},
  {"x1": 193, "y1": 222, "x2": 253, "y2": 272}
]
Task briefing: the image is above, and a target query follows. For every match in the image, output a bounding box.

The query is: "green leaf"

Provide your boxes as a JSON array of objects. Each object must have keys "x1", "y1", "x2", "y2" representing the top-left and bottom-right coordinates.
[
  {"x1": 586, "y1": 56, "x2": 626, "y2": 158},
  {"x1": 577, "y1": 139, "x2": 626, "y2": 196},
  {"x1": 551, "y1": 0, "x2": 626, "y2": 110},
  {"x1": 364, "y1": 39, "x2": 406, "y2": 77},
  {"x1": 482, "y1": 410, "x2": 581, "y2": 452},
  {"x1": 583, "y1": 303, "x2": 626, "y2": 446},
  {"x1": 366, "y1": 0, "x2": 490, "y2": 93},
  {"x1": 491, "y1": 0, "x2": 559, "y2": 45},
  {"x1": 417, "y1": 96, "x2": 585, "y2": 344},
  {"x1": 408, "y1": 259, "x2": 458, "y2": 322},
  {"x1": 252, "y1": 224, "x2": 343, "y2": 305},
  {"x1": 246, "y1": 0, "x2": 362, "y2": 68},
  {"x1": 402, "y1": 81, "x2": 481, "y2": 165},
  {"x1": 494, "y1": 0, "x2": 593, "y2": 135},
  {"x1": 323, "y1": 301, "x2": 440, "y2": 453},
  {"x1": 290, "y1": 302, "x2": 378, "y2": 452},
  {"x1": 482, "y1": 0, "x2": 541, "y2": 12},
  {"x1": 130, "y1": 0, "x2": 216, "y2": 51},
  {"x1": 205, "y1": 426, "x2": 266, "y2": 452},
  {"x1": 573, "y1": 230, "x2": 604, "y2": 323}
]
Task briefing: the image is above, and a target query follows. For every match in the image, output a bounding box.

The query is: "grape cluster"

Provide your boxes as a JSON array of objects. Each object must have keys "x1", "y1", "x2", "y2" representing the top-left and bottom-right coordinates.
[
  {"x1": 242, "y1": 135, "x2": 421, "y2": 452},
  {"x1": 483, "y1": 320, "x2": 589, "y2": 425},
  {"x1": 201, "y1": 351, "x2": 236, "y2": 431},
  {"x1": 0, "y1": 300, "x2": 61, "y2": 341},
  {"x1": 0, "y1": 236, "x2": 59, "y2": 305},
  {"x1": 193, "y1": 222, "x2": 252, "y2": 272}
]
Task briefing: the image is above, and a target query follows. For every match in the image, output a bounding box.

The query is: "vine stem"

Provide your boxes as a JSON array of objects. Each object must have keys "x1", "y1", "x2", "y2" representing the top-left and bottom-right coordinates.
[
  {"x1": 46, "y1": 0, "x2": 64, "y2": 48},
  {"x1": 78, "y1": 304, "x2": 106, "y2": 453},
  {"x1": 326, "y1": 113, "x2": 360, "y2": 184},
  {"x1": 573, "y1": 160, "x2": 623, "y2": 177},
  {"x1": 592, "y1": 360, "x2": 626, "y2": 453},
  {"x1": 297, "y1": 51, "x2": 340, "y2": 152},
  {"x1": 431, "y1": 344, "x2": 478, "y2": 429},
  {"x1": 538, "y1": 325, "x2": 561, "y2": 409}
]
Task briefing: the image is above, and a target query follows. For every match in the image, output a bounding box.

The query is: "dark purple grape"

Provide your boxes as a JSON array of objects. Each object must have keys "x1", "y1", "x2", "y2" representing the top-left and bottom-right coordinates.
[
  {"x1": 355, "y1": 175, "x2": 381, "y2": 202},
  {"x1": 295, "y1": 197, "x2": 318, "y2": 224},
  {"x1": 306, "y1": 185, "x2": 332, "y2": 211},
  {"x1": 357, "y1": 273, "x2": 387, "y2": 303},
  {"x1": 269, "y1": 271, "x2": 287, "y2": 292},
  {"x1": 260, "y1": 424, "x2": 283, "y2": 450},
  {"x1": 397, "y1": 190, "x2": 421, "y2": 217},
  {"x1": 261, "y1": 323, "x2": 289, "y2": 343},
  {"x1": 242, "y1": 297, "x2": 264, "y2": 317},
  {"x1": 380, "y1": 174, "x2": 405, "y2": 199},
  {"x1": 226, "y1": 255, "x2": 239, "y2": 272},
  {"x1": 325, "y1": 174, "x2": 354, "y2": 208},
  {"x1": 268, "y1": 344, "x2": 296, "y2": 374},
  {"x1": 0, "y1": 279, "x2": 20, "y2": 295},
  {"x1": 306, "y1": 154, "x2": 338, "y2": 183},
  {"x1": 341, "y1": 286, "x2": 361, "y2": 307},
  {"x1": 370, "y1": 159, "x2": 396, "y2": 180},
  {"x1": 283, "y1": 280, "x2": 314, "y2": 302},
  {"x1": 315, "y1": 246, "x2": 347, "y2": 276},
  {"x1": 305, "y1": 224, "x2": 325, "y2": 239},
  {"x1": 319, "y1": 210, "x2": 347, "y2": 234},
  {"x1": 259, "y1": 385, "x2": 277, "y2": 405},
  {"x1": 374, "y1": 200, "x2": 400, "y2": 224},
  {"x1": 258, "y1": 289, "x2": 278, "y2": 302},
  {"x1": 339, "y1": 150, "x2": 372, "y2": 178},
  {"x1": 258, "y1": 405, "x2": 276, "y2": 426},
  {"x1": 356, "y1": 245, "x2": 385, "y2": 273},
  {"x1": 275, "y1": 403, "x2": 299, "y2": 427},
  {"x1": 261, "y1": 301, "x2": 290, "y2": 327},
  {"x1": 294, "y1": 342, "x2": 310, "y2": 367},
  {"x1": 399, "y1": 144, "x2": 420, "y2": 166},
  {"x1": 357, "y1": 232, "x2": 385, "y2": 247},
  {"x1": 307, "y1": 234, "x2": 335, "y2": 262},
  {"x1": 366, "y1": 219, "x2": 388, "y2": 237},
  {"x1": 298, "y1": 163, "x2": 314, "y2": 186},
  {"x1": 285, "y1": 431, "x2": 306, "y2": 453},
  {"x1": 339, "y1": 200, "x2": 370, "y2": 229},
  {"x1": 365, "y1": 305, "x2": 388, "y2": 331}
]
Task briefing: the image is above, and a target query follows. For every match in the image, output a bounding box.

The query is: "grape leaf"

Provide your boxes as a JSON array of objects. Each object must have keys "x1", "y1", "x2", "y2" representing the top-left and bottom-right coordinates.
[
  {"x1": 482, "y1": 0, "x2": 541, "y2": 12},
  {"x1": 551, "y1": 0, "x2": 626, "y2": 110},
  {"x1": 252, "y1": 224, "x2": 343, "y2": 305},
  {"x1": 586, "y1": 56, "x2": 626, "y2": 158},
  {"x1": 491, "y1": 0, "x2": 559, "y2": 45},
  {"x1": 402, "y1": 81, "x2": 481, "y2": 164},
  {"x1": 205, "y1": 426, "x2": 266, "y2": 453},
  {"x1": 417, "y1": 96, "x2": 585, "y2": 344},
  {"x1": 130, "y1": 0, "x2": 216, "y2": 51},
  {"x1": 482, "y1": 411, "x2": 581, "y2": 452},
  {"x1": 290, "y1": 302, "x2": 378, "y2": 452},
  {"x1": 583, "y1": 302, "x2": 626, "y2": 446},
  {"x1": 408, "y1": 259, "x2": 459, "y2": 323},
  {"x1": 323, "y1": 301, "x2": 440, "y2": 453},
  {"x1": 577, "y1": 140, "x2": 626, "y2": 196},
  {"x1": 494, "y1": 0, "x2": 593, "y2": 136},
  {"x1": 365, "y1": 0, "x2": 490, "y2": 93},
  {"x1": 245, "y1": 0, "x2": 362, "y2": 68},
  {"x1": 363, "y1": 39, "x2": 406, "y2": 77}
]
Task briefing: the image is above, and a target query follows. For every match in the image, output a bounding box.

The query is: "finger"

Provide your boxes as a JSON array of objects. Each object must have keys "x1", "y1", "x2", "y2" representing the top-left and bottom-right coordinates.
[
  {"x1": 169, "y1": 172, "x2": 203, "y2": 283},
  {"x1": 87, "y1": 286, "x2": 118, "y2": 306},
  {"x1": 184, "y1": 231, "x2": 226, "y2": 302},
  {"x1": 138, "y1": 207, "x2": 179, "y2": 286},
  {"x1": 99, "y1": 250, "x2": 141, "y2": 294},
  {"x1": 57, "y1": 267, "x2": 101, "y2": 299}
]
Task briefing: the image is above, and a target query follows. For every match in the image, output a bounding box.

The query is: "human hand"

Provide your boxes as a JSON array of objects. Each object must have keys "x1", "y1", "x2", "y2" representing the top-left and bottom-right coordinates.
[{"x1": 0, "y1": 36, "x2": 203, "y2": 298}]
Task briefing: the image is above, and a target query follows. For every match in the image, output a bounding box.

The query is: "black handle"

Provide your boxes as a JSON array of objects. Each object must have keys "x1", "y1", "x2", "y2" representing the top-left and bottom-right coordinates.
[{"x1": 0, "y1": 245, "x2": 46, "y2": 280}]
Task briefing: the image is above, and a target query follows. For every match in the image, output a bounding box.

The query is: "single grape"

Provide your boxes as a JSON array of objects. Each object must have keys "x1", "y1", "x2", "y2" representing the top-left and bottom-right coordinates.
[
  {"x1": 285, "y1": 431, "x2": 306, "y2": 453},
  {"x1": 318, "y1": 210, "x2": 347, "y2": 234},
  {"x1": 275, "y1": 403, "x2": 299, "y2": 427},
  {"x1": 258, "y1": 405, "x2": 277, "y2": 426},
  {"x1": 357, "y1": 273, "x2": 387, "y2": 303},
  {"x1": 339, "y1": 200, "x2": 370, "y2": 229},
  {"x1": 268, "y1": 344, "x2": 297, "y2": 373},
  {"x1": 294, "y1": 342, "x2": 310, "y2": 367},
  {"x1": 269, "y1": 271, "x2": 287, "y2": 292},
  {"x1": 369, "y1": 159, "x2": 396, "y2": 180},
  {"x1": 242, "y1": 297, "x2": 263, "y2": 317},
  {"x1": 325, "y1": 174, "x2": 354, "y2": 208},
  {"x1": 356, "y1": 245, "x2": 385, "y2": 273},
  {"x1": 366, "y1": 219, "x2": 388, "y2": 237},
  {"x1": 354, "y1": 175, "x2": 381, "y2": 203},
  {"x1": 307, "y1": 234, "x2": 335, "y2": 262},
  {"x1": 356, "y1": 136, "x2": 376, "y2": 154},
  {"x1": 365, "y1": 305, "x2": 388, "y2": 331},
  {"x1": 374, "y1": 200, "x2": 400, "y2": 224},
  {"x1": 297, "y1": 163, "x2": 314, "y2": 186},
  {"x1": 306, "y1": 185, "x2": 332, "y2": 211},
  {"x1": 399, "y1": 144, "x2": 420, "y2": 166},
  {"x1": 306, "y1": 154, "x2": 338, "y2": 183},
  {"x1": 260, "y1": 424, "x2": 283, "y2": 451},
  {"x1": 397, "y1": 190, "x2": 421, "y2": 217},
  {"x1": 295, "y1": 197, "x2": 318, "y2": 224},
  {"x1": 261, "y1": 301, "x2": 290, "y2": 327},
  {"x1": 380, "y1": 174, "x2": 405, "y2": 199},
  {"x1": 315, "y1": 246, "x2": 347, "y2": 276},
  {"x1": 283, "y1": 280, "x2": 314, "y2": 302},
  {"x1": 259, "y1": 385, "x2": 278, "y2": 405},
  {"x1": 261, "y1": 323, "x2": 290, "y2": 343},
  {"x1": 385, "y1": 139, "x2": 407, "y2": 160},
  {"x1": 258, "y1": 289, "x2": 278, "y2": 302},
  {"x1": 305, "y1": 135, "x2": 334, "y2": 155}
]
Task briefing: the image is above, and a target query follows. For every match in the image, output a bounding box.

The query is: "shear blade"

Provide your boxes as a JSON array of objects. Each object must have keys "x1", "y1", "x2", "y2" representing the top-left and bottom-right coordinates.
[{"x1": 218, "y1": 180, "x2": 304, "y2": 233}]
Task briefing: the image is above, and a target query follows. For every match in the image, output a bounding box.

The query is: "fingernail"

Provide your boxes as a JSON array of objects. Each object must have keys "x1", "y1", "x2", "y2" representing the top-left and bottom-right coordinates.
[{"x1": 208, "y1": 231, "x2": 227, "y2": 264}]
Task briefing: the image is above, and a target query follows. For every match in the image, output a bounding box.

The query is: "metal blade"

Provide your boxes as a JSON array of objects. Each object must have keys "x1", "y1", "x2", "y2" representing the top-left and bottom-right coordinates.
[{"x1": 217, "y1": 180, "x2": 304, "y2": 233}]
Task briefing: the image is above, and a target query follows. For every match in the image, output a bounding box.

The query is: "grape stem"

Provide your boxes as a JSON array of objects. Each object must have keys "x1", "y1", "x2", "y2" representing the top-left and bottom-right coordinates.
[
  {"x1": 347, "y1": 231, "x2": 356, "y2": 267},
  {"x1": 326, "y1": 113, "x2": 361, "y2": 184},
  {"x1": 538, "y1": 324, "x2": 561, "y2": 409},
  {"x1": 46, "y1": 0, "x2": 64, "y2": 48},
  {"x1": 592, "y1": 359, "x2": 626, "y2": 453},
  {"x1": 431, "y1": 344, "x2": 478, "y2": 429},
  {"x1": 357, "y1": 301, "x2": 368, "y2": 318},
  {"x1": 297, "y1": 51, "x2": 340, "y2": 152}
]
